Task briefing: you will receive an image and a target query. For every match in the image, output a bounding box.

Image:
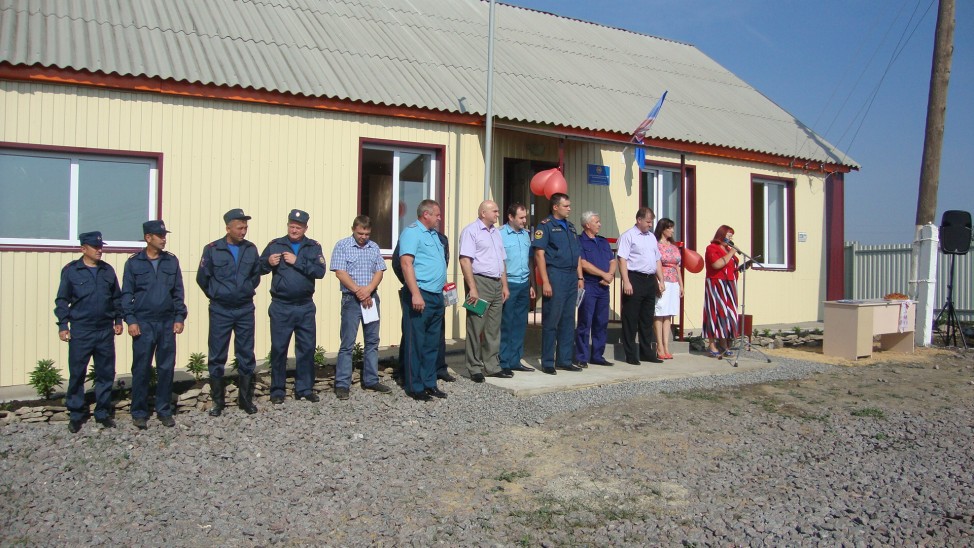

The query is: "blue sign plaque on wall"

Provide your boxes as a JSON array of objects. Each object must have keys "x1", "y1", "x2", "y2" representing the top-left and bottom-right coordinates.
[{"x1": 587, "y1": 164, "x2": 609, "y2": 186}]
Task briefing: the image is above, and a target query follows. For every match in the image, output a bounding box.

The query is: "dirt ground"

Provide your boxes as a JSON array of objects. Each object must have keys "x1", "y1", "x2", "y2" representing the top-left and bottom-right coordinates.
[{"x1": 438, "y1": 345, "x2": 974, "y2": 543}]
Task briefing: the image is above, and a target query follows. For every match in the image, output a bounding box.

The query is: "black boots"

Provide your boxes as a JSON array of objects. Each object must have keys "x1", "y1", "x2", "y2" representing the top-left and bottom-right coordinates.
[
  {"x1": 208, "y1": 377, "x2": 225, "y2": 417},
  {"x1": 237, "y1": 373, "x2": 258, "y2": 415}
]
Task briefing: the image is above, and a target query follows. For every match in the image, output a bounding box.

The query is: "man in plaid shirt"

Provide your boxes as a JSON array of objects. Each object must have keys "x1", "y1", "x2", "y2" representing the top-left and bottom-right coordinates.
[{"x1": 329, "y1": 215, "x2": 391, "y2": 400}]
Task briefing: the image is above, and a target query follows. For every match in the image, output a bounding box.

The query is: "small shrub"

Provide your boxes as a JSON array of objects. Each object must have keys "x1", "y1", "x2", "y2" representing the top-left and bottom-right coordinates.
[
  {"x1": 761, "y1": 328, "x2": 772, "y2": 337},
  {"x1": 229, "y1": 357, "x2": 238, "y2": 371},
  {"x1": 186, "y1": 352, "x2": 207, "y2": 381},
  {"x1": 314, "y1": 345, "x2": 327, "y2": 367},
  {"x1": 792, "y1": 326, "x2": 803, "y2": 335},
  {"x1": 29, "y1": 359, "x2": 65, "y2": 400},
  {"x1": 352, "y1": 342, "x2": 364, "y2": 369}
]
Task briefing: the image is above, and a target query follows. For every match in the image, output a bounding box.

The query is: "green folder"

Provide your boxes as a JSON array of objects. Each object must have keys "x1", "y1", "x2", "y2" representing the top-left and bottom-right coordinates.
[{"x1": 462, "y1": 298, "x2": 490, "y2": 317}]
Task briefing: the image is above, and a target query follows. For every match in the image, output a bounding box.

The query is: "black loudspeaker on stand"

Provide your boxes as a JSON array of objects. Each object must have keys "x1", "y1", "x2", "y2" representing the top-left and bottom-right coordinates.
[{"x1": 935, "y1": 210, "x2": 970, "y2": 349}]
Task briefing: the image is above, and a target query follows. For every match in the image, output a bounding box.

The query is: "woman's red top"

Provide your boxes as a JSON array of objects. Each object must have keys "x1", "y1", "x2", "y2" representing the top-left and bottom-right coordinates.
[{"x1": 705, "y1": 242, "x2": 738, "y2": 281}]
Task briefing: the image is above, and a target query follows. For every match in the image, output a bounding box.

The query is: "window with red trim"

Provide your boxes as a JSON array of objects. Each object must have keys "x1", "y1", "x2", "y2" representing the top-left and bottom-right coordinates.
[
  {"x1": 1, "y1": 147, "x2": 158, "y2": 248},
  {"x1": 359, "y1": 143, "x2": 440, "y2": 253},
  {"x1": 750, "y1": 177, "x2": 795, "y2": 270}
]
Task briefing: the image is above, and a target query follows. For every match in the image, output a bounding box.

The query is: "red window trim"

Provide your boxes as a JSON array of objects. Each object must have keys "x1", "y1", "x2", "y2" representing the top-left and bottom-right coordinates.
[
  {"x1": 357, "y1": 138, "x2": 447, "y2": 258},
  {"x1": 749, "y1": 174, "x2": 796, "y2": 272},
  {"x1": 0, "y1": 141, "x2": 163, "y2": 253}
]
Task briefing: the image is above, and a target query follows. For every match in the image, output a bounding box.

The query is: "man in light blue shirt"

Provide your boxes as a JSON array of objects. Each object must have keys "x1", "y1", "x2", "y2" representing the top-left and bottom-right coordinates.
[
  {"x1": 500, "y1": 203, "x2": 536, "y2": 374},
  {"x1": 330, "y1": 215, "x2": 391, "y2": 400},
  {"x1": 398, "y1": 199, "x2": 448, "y2": 401}
]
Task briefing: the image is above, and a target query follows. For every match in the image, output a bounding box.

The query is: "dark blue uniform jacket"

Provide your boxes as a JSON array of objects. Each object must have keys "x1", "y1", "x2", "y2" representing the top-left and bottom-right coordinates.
[
  {"x1": 54, "y1": 259, "x2": 123, "y2": 330},
  {"x1": 259, "y1": 236, "x2": 326, "y2": 303},
  {"x1": 196, "y1": 238, "x2": 261, "y2": 307},
  {"x1": 532, "y1": 215, "x2": 581, "y2": 270},
  {"x1": 121, "y1": 251, "x2": 188, "y2": 324}
]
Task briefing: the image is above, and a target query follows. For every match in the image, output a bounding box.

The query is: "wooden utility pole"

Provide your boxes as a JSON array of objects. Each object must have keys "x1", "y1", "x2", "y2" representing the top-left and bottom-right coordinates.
[
  {"x1": 912, "y1": 0, "x2": 954, "y2": 346},
  {"x1": 915, "y1": 0, "x2": 954, "y2": 225}
]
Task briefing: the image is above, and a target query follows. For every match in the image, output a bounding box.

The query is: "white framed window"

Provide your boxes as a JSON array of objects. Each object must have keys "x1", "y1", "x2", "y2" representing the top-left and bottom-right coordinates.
[
  {"x1": 751, "y1": 177, "x2": 793, "y2": 269},
  {"x1": 0, "y1": 148, "x2": 158, "y2": 248},
  {"x1": 360, "y1": 144, "x2": 438, "y2": 253},
  {"x1": 642, "y1": 166, "x2": 682, "y2": 240}
]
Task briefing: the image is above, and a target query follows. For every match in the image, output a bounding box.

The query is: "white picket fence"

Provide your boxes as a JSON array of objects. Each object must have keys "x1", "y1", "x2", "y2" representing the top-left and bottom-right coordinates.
[{"x1": 844, "y1": 241, "x2": 973, "y2": 321}]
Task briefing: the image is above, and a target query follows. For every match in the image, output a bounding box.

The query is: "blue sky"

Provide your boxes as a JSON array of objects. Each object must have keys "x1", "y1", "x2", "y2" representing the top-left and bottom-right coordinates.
[{"x1": 504, "y1": 0, "x2": 972, "y2": 245}]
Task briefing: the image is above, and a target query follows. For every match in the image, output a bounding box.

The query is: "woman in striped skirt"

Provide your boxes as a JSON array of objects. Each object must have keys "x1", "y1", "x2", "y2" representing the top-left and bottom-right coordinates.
[{"x1": 703, "y1": 225, "x2": 740, "y2": 357}]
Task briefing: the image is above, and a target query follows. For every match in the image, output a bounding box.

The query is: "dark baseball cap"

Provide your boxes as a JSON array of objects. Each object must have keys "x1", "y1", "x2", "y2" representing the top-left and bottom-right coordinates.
[
  {"x1": 223, "y1": 208, "x2": 252, "y2": 224},
  {"x1": 288, "y1": 209, "x2": 309, "y2": 224},
  {"x1": 79, "y1": 231, "x2": 104, "y2": 248},
  {"x1": 142, "y1": 220, "x2": 171, "y2": 235}
]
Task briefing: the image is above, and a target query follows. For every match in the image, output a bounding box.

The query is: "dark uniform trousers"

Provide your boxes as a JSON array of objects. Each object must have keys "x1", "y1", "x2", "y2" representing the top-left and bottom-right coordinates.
[
  {"x1": 131, "y1": 319, "x2": 176, "y2": 419},
  {"x1": 541, "y1": 267, "x2": 579, "y2": 368},
  {"x1": 208, "y1": 302, "x2": 257, "y2": 378},
  {"x1": 402, "y1": 289, "x2": 443, "y2": 394},
  {"x1": 66, "y1": 326, "x2": 116, "y2": 421},
  {"x1": 397, "y1": 288, "x2": 448, "y2": 382},
  {"x1": 268, "y1": 299, "x2": 316, "y2": 398},
  {"x1": 621, "y1": 271, "x2": 659, "y2": 361},
  {"x1": 575, "y1": 280, "x2": 610, "y2": 363}
]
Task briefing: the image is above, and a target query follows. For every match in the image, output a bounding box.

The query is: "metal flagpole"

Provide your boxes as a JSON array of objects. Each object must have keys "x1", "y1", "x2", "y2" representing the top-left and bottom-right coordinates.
[{"x1": 483, "y1": 0, "x2": 496, "y2": 201}]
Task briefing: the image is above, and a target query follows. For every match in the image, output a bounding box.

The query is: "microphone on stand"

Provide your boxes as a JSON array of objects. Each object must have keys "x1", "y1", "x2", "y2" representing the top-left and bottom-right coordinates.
[{"x1": 723, "y1": 238, "x2": 742, "y2": 254}]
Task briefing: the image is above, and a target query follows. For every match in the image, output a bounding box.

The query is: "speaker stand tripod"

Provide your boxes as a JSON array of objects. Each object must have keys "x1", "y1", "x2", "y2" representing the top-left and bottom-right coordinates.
[
  {"x1": 934, "y1": 254, "x2": 968, "y2": 350},
  {"x1": 724, "y1": 246, "x2": 772, "y2": 367}
]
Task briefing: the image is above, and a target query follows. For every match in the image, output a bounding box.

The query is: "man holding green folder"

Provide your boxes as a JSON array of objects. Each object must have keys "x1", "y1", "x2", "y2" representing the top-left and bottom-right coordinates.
[{"x1": 458, "y1": 200, "x2": 510, "y2": 382}]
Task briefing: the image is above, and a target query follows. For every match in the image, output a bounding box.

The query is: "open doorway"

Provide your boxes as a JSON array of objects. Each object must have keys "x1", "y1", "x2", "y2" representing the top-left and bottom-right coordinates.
[
  {"x1": 503, "y1": 158, "x2": 559, "y2": 322},
  {"x1": 503, "y1": 158, "x2": 559, "y2": 229}
]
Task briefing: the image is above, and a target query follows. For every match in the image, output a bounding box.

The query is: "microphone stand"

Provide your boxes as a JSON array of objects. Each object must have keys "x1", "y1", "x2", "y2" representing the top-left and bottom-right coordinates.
[{"x1": 723, "y1": 241, "x2": 772, "y2": 367}]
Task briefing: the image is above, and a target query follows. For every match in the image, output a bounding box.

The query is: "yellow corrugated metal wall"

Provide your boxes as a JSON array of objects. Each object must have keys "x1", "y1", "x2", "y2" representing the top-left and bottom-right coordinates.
[
  {"x1": 1, "y1": 80, "x2": 829, "y2": 387},
  {"x1": 0, "y1": 80, "x2": 485, "y2": 387}
]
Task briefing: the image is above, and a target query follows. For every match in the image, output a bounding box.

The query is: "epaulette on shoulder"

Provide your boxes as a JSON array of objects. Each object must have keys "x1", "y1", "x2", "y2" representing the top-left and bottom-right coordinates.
[
  {"x1": 207, "y1": 241, "x2": 217, "y2": 247},
  {"x1": 539, "y1": 218, "x2": 550, "y2": 224},
  {"x1": 128, "y1": 252, "x2": 139, "y2": 259}
]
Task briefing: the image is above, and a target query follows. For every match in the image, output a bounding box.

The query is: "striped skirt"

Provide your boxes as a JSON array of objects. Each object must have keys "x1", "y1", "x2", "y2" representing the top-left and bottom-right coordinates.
[{"x1": 702, "y1": 278, "x2": 739, "y2": 339}]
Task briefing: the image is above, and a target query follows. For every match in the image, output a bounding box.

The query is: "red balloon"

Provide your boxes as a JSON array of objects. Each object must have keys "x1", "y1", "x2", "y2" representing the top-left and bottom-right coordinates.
[
  {"x1": 683, "y1": 248, "x2": 704, "y2": 274},
  {"x1": 543, "y1": 170, "x2": 568, "y2": 199},
  {"x1": 530, "y1": 169, "x2": 554, "y2": 196}
]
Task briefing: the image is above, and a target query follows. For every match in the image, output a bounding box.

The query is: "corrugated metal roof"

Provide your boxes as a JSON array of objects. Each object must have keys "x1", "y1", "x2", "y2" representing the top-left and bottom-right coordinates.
[{"x1": 0, "y1": 0, "x2": 857, "y2": 167}]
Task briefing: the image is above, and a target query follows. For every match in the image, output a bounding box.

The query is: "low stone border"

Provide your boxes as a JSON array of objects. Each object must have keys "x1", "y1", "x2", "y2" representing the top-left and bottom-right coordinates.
[{"x1": 1, "y1": 369, "x2": 378, "y2": 426}]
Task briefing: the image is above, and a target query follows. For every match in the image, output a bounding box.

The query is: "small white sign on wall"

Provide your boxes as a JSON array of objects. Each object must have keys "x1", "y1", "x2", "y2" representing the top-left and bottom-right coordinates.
[{"x1": 798, "y1": 232, "x2": 808, "y2": 242}]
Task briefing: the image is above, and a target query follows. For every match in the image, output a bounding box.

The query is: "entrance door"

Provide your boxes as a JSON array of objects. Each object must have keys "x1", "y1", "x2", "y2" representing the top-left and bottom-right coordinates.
[{"x1": 503, "y1": 158, "x2": 559, "y2": 320}]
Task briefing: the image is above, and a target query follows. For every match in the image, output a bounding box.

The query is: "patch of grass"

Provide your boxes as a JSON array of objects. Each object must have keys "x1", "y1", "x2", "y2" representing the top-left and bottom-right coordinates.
[
  {"x1": 495, "y1": 469, "x2": 531, "y2": 483},
  {"x1": 798, "y1": 412, "x2": 830, "y2": 423},
  {"x1": 851, "y1": 407, "x2": 886, "y2": 419},
  {"x1": 874, "y1": 432, "x2": 888, "y2": 440},
  {"x1": 751, "y1": 398, "x2": 779, "y2": 413},
  {"x1": 524, "y1": 452, "x2": 536, "y2": 458},
  {"x1": 679, "y1": 390, "x2": 722, "y2": 402}
]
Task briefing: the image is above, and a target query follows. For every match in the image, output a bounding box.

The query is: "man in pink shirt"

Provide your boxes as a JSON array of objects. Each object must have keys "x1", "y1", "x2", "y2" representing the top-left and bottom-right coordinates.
[
  {"x1": 458, "y1": 200, "x2": 510, "y2": 382},
  {"x1": 616, "y1": 207, "x2": 665, "y2": 365}
]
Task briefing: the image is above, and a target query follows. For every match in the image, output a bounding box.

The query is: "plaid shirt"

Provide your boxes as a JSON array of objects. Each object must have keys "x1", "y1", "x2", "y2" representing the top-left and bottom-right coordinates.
[{"x1": 329, "y1": 236, "x2": 386, "y2": 293}]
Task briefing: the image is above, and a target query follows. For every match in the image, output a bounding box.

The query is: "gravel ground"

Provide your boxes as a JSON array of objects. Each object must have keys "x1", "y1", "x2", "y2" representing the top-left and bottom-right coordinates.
[{"x1": 1, "y1": 350, "x2": 972, "y2": 546}]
